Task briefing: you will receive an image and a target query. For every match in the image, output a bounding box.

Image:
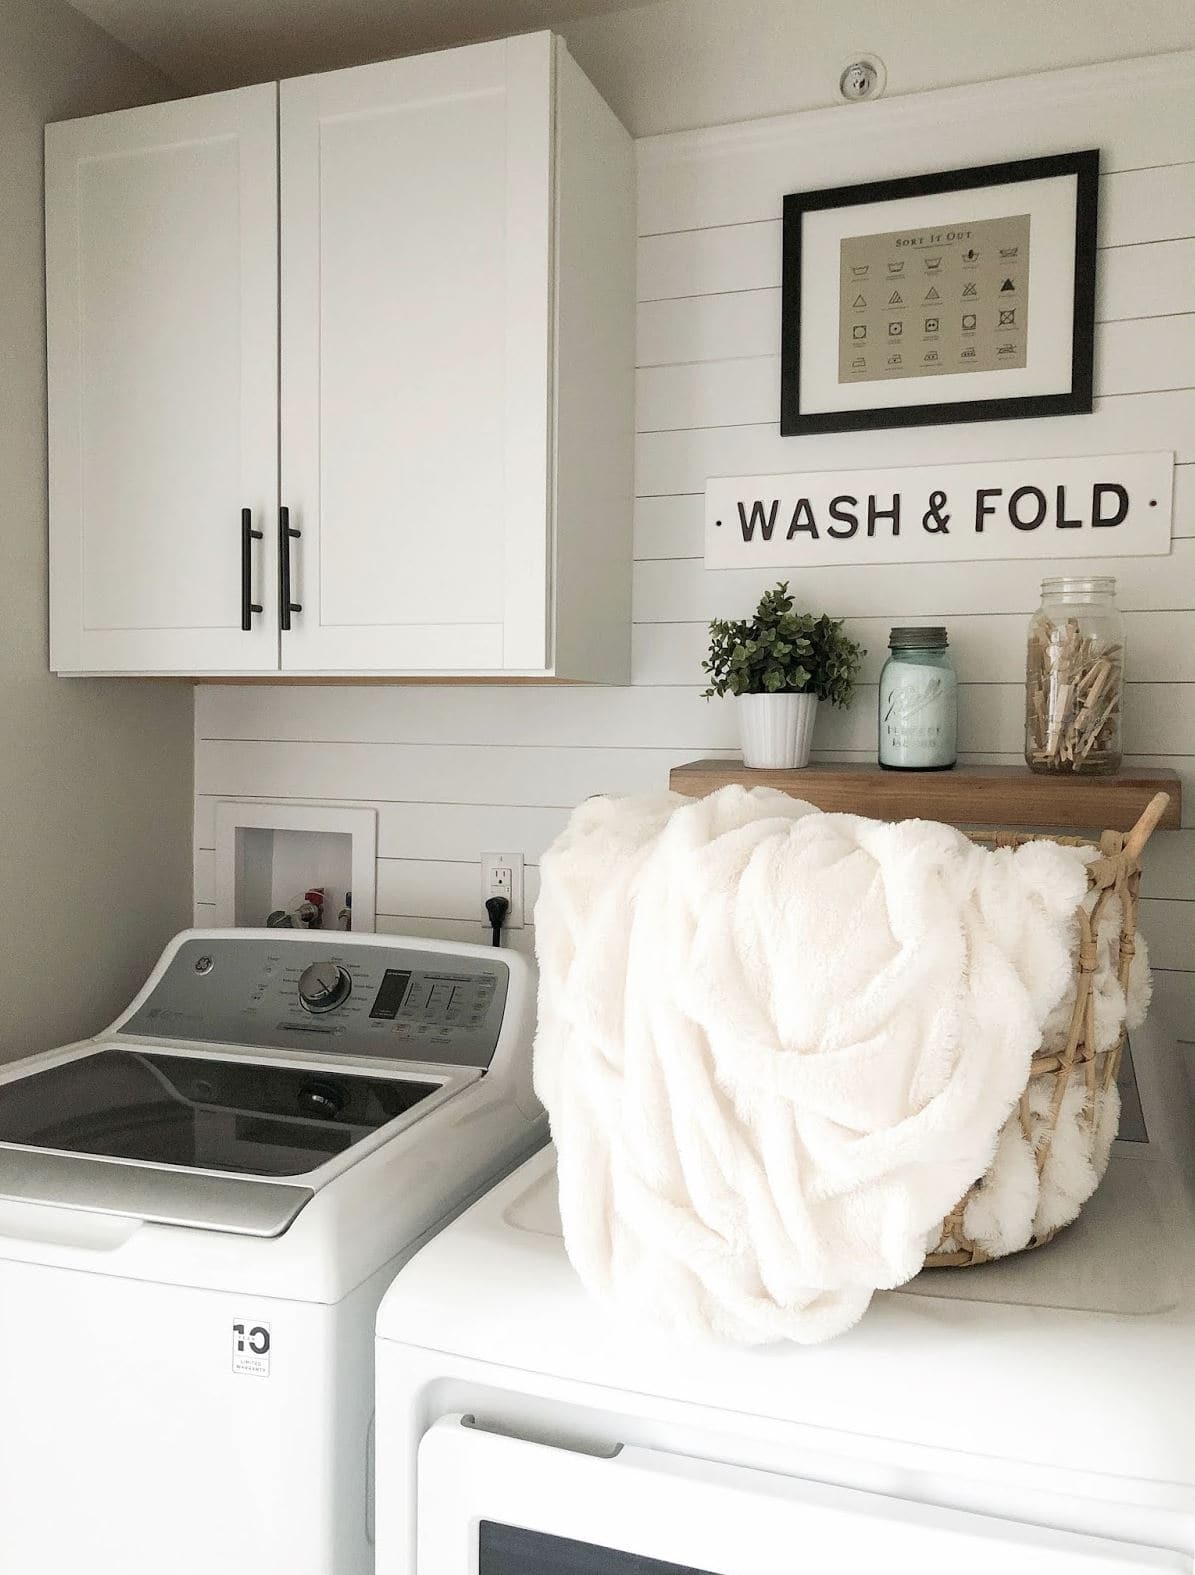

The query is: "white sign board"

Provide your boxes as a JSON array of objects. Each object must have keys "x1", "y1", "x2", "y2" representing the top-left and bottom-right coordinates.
[{"x1": 705, "y1": 451, "x2": 1173, "y2": 569}]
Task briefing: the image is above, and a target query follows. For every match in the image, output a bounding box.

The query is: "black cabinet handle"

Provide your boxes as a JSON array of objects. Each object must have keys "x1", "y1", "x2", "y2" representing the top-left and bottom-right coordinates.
[
  {"x1": 279, "y1": 506, "x2": 302, "y2": 631},
  {"x1": 241, "y1": 508, "x2": 263, "y2": 631}
]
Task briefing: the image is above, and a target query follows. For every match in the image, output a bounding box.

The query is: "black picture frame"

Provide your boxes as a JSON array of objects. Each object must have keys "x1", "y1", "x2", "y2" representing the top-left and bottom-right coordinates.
[{"x1": 780, "y1": 150, "x2": 1099, "y2": 436}]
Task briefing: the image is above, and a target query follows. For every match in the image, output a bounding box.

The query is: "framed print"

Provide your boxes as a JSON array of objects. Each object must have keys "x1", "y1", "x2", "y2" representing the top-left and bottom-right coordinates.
[{"x1": 780, "y1": 150, "x2": 1099, "y2": 435}]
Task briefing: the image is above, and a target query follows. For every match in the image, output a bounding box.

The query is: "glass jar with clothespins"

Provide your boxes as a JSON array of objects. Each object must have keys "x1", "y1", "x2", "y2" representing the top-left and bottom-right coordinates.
[{"x1": 1025, "y1": 577, "x2": 1124, "y2": 775}]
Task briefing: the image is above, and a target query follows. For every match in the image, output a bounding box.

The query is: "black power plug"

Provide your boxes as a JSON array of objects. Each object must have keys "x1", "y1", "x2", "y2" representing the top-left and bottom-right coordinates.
[{"x1": 485, "y1": 895, "x2": 510, "y2": 948}]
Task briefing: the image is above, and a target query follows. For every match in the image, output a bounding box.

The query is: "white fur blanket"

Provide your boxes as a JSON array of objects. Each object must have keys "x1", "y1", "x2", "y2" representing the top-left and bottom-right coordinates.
[{"x1": 533, "y1": 786, "x2": 1107, "y2": 1345}]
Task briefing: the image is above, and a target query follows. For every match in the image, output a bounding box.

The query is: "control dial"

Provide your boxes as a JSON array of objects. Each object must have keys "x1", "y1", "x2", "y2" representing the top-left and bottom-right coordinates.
[{"x1": 297, "y1": 960, "x2": 352, "y2": 1014}]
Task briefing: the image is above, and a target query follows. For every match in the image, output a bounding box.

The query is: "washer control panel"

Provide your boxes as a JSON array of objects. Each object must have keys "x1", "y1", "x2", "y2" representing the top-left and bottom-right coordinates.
[{"x1": 121, "y1": 937, "x2": 511, "y2": 1069}]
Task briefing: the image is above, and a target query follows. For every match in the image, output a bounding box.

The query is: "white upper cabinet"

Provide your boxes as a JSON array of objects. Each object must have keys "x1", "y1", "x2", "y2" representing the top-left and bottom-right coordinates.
[
  {"x1": 47, "y1": 86, "x2": 280, "y2": 674},
  {"x1": 46, "y1": 36, "x2": 635, "y2": 681}
]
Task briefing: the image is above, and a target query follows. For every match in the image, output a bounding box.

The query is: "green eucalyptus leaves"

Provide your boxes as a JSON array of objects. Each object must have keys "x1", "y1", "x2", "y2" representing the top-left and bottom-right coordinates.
[{"x1": 702, "y1": 582, "x2": 864, "y2": 704}]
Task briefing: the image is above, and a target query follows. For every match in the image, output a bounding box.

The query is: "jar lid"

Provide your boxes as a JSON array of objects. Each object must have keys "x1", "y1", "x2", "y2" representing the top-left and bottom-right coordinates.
[
  {"x1": 888, "y1": 626, "x2": 948, "y2": 649},
  {"x1": 1040, "y1": 575, "x2": 1117, "y2": 596}
]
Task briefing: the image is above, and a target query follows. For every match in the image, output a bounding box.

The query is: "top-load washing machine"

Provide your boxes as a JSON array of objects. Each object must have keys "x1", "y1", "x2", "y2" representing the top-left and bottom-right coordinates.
[
  {"x1": 0, "y1": 927, "x2": 545, "y2": 1575},
  {"x1": 375, "y1": 995, "x2": 1195, "y2": 1575}
]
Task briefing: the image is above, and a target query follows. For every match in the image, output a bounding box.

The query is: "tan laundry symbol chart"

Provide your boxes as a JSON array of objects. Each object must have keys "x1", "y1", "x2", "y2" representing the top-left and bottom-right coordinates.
[{"x1": 838, "y1": 211, "x2": 1031, "y2": 383}]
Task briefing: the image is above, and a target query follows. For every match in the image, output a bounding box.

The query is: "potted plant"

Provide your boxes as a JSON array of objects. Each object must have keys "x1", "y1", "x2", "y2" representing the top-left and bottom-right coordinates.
[{"x1": 702, "y1": 582, "x2": 864, "y2": 768}]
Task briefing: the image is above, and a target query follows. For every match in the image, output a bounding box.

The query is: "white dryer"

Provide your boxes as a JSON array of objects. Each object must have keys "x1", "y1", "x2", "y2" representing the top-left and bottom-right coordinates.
[
  {"x1": 375, "y1": 996, "x2": 1195, "y2": 1575},
  {"x1": 0, "y1": 928, "x2": 545, "y2": 1575}
]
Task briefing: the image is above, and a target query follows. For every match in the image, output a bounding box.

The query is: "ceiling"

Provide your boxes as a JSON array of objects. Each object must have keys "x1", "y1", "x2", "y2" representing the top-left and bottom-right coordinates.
[{"x1": 64, "y1": 0, "x2": 645, "y2": 91}]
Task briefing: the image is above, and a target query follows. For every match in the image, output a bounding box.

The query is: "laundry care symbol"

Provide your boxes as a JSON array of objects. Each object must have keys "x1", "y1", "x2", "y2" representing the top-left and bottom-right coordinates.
[
  {"x1": 924, "y1": 257, "x2": 943, "y2": 272},
  {"x1": 852, "y1": 264, "x2": 870, "y2": 277},
  {"x1": 852, "y1": 293, "x2": 867, "y2": 308},
  {"x1": 853, "y1": 324, "x2": 867, "y2": 339},
  {"x1": 888, "y1": 289, "x2": 903, "y2": 305},
  {"x1": 998, "y1": 309, "x2": 1016, "y2": 326},
  {"x1": 962, "y1": 282, "x2": 978, "y2": 298},
  {"x1": 962, "y1": 313, "x2": 977, "y2": 330},
  {"x1": 1000, "y1": 277, "x2": 1016, "y2": 291},
  {"x1": 889, "y1": 321, "x2": 903, "y2": 337},
  {"x1": 923, "y1": 286, "x2": 940, "y2": 302},
  {"x1": 888, "y1": 261, "x2": 905, "y2": 274},
  {"x1": 962, "y1": 248, "x2": 979, "y2": 261},
  {"x1": 924, "y1": 317, "x2": 939, "y2": 333}
]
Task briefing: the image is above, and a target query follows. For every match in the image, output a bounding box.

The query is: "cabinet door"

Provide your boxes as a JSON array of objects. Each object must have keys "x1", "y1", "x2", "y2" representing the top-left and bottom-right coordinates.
[
  {"x1": 279, "y1": 35, "x2": 554, "y2": 673},
  {"x1": 47, "y1": 86, "x2": 279, "y2": 674}
]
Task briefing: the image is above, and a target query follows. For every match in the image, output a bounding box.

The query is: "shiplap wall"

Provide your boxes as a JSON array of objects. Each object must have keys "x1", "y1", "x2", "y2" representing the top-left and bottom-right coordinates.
[{"x1": 193, "y1": 49, "x2": 1195, "y2": 1017}]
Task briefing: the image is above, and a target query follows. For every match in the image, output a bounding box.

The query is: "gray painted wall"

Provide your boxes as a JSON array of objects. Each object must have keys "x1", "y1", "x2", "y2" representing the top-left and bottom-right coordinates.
[{"x1": 1, "y1": 0, "x2": 194, "y2": 1058}]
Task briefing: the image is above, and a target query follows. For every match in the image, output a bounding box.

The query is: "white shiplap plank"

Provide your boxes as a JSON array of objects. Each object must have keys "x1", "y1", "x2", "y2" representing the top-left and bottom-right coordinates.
[
  {"x1": 635, "y1": 322, "x2": 1195, "y2": 427},
  {"x1": 1141, "y1": 832, "x2": 1195, "y2": 902},
  {"x1": 195, "y1": 741, "x2": 731, "y2": 809},
  {"x1": 634, "y1": 493, "x2": 702, "y2": 559},
  {"x1": 1139, "y1": 900, "x2": 1195, "y2": 972},
  {"x1": 191, "y1": 847, "x2": 542, "y2": 923},
  {"x1": 191, "y1": 903, "x2": 534, "y2": 960},
  {"x1": 637, "y1": 299, "x2": 1195, "y2": 387},
  {"x1": 638, "y1": 229, "x2": 1195, "y2": 318},
  {"x1": 375, "y1": 858, "x2": 540, "y2": 923},
  {"x1": 202, "y1": 863, "x2": 1184, "y2": 958},
  {"x1": 630, "y1": 612, "x2": 1195, "y2": 687},
  {"x1": 193, "y1": 682, "x2": 1192, "y2": 761},
  {"x1": 375, "y1": 913, "x2": 537, "y2": 959},
  {"x1": 636, "y1": 392, "x2": 1195, "y2": 493},
  {"x1": 194, "y1": 792, "x2": 569, "y2": 866},
  {"x1": 633, "y1": 542, "x2": 1195, "y2": 622},
  {"x1": 637, "y1": 54, "x2": 1195, "y2": 233}
]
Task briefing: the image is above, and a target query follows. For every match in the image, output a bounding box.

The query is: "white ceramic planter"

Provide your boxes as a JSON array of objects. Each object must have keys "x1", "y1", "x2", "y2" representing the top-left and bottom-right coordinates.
[{"x1": 737, "y1": 692, "x2": 818, "y2": 768}]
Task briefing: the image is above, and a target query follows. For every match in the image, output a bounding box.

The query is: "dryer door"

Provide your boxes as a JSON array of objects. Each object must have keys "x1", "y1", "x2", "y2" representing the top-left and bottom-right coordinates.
[{"x1": 417, "y1": 1416, "x2": 1186, "y2": 1575}]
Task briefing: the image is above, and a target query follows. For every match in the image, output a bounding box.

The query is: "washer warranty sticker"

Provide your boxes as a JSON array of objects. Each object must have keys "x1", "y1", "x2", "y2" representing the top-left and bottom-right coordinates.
[{"x1": 231, "y1": 1320, "x2": 271, "y2": 1377}]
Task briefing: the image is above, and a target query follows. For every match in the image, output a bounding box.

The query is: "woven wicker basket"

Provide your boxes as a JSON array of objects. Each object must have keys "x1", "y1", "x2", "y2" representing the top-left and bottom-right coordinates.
[{"x1": 923, "y1": 791, "x2": 1171, "y2": 1269}]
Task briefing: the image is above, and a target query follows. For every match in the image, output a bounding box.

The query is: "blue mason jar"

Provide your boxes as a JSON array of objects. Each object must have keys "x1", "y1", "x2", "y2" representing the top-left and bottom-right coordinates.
[{"x1": 878, "y1": 627, "x2": 958, "y2": 770}]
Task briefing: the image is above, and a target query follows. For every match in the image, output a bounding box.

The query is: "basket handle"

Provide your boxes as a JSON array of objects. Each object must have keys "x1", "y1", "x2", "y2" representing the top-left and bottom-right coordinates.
[{"x1": 1123, "y1": 792, "x2": 1171, "y2": 861}]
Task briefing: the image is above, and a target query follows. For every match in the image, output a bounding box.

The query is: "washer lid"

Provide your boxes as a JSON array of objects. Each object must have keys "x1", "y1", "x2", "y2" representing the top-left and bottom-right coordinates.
[{"x1": 0, "y1": 1047, "x2": 442, "y2": 1236}]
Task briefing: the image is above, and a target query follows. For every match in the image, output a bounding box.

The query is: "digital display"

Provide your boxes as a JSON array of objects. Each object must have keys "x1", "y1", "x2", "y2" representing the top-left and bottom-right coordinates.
[{"x1": 369, "y1": 969, "x2": 411, "y2": 1020}]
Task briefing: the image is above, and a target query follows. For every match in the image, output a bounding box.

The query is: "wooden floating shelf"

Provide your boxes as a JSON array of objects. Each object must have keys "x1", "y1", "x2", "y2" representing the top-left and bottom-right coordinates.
[{"x1": 668, "y1": 760, "x2": 1182, "y2": 834}]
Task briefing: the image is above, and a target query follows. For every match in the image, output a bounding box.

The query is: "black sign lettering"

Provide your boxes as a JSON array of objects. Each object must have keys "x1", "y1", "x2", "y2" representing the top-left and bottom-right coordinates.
[
  {"x1": 867, "y1": 494, "x2": 900, "y2": 537},
  {"x1": 827, "y1": 495, "x2": 859, "y2": 538},
  {"x1": 1009, "y1": 486, "x2": 1047, "y2": 530},
  {"x1": 1092, "y1": 482, "x2": 1129, "y2": 528},
  {"x1": 922, "y1": 491, "x2": 951, "y2": 533},
  {"x1": 786, "y1": 499, "x2": 819, "y2": 539},
  {"x1": 974, "y1": 488, "x2": 1002, "y2": 532},
  {"x1": 1055, "y1": 485, "x2": 1082, "y2": 529},
  {"x1": 737, "y1": 499, "x2": 779, "y2": 542}
]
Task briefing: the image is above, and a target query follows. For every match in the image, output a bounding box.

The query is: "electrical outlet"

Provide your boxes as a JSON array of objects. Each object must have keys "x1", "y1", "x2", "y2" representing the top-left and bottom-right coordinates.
[{"x1": 481, "y1": 852, "x2": 525, "y2": 929}]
